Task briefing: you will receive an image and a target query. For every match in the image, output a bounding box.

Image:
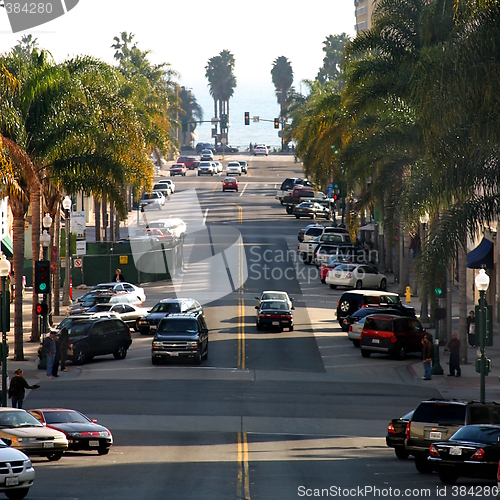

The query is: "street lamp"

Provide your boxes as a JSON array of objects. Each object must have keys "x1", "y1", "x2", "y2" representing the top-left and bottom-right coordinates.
[
  {"x1": 419, "y1": 213, "x2": 430, "y2": 323},
  {"x1": 0, "y1": 253, "x2": 11, "y2": 407},
  {"x1": 42, "y1": 213, "x2": 53, "y2": 327},
  {"x1": 475, "y1": 268, "x2": 490, "y2": 403},
  {"x1": 62, "y1": 196, "x2": 72, "y2": 306}
]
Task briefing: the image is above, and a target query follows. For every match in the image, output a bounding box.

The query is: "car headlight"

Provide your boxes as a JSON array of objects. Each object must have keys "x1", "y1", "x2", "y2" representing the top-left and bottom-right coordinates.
[
  {"x1": 68, "y1": 432, "x2": 82, "y2": 438},
  {"x1": 152, "y1": 342, "x2": 162, "y2": 347},
  {"x1": 11, "y1": 437, "x2": 36, "y2": 443},
  {"x1": 24, "y1": 458, "x2": 32, "y2": 469},
  {"x1": 186, "y1": 341, "x2": 198, "y2": 347}
]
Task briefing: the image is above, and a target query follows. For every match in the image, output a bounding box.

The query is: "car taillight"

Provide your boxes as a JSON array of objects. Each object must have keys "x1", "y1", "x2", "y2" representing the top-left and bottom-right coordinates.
[
  {"x1": 336, "y1": 302, "x2": 339, "y2": 307},
  {"x1": 429, "y1": 445, "x2": 440, "y2": 457},
  {"x1": 359, "y1": 333, "x2": 363, "y2": 341},
  {"x1": 297, "y1": 245, "x2": 300, "y2": 250},
  {"x1": 299, "y1": 198, "x2": 302, "y2": 203},
  {"x1": 347, "y1": 273, "x2": 351, "y2": 278},
  {"x1": 390, "y1": 335, "x2": 397, "y2": 343},
  {"x1": 286, "y1": 315, "x2": 292, "y2": 319},
  {"x1": 349, "y1": 325, "x2": 352, "y2": 332},
  {"x1": 497, "y1": 460, "x2": 500, "y2": 481},
  {"x1": 223, "y1": 182, "x2": 226, "y2": 186},
  {"x1": 387, "y1": 422, "x2": 396, "y2": 435},
  {"x1": 471, "y1": 448, "x2": 485, "y2": 460},
  {"x1": 405, "y1": 421, "x2": 411, "y2": 440}
]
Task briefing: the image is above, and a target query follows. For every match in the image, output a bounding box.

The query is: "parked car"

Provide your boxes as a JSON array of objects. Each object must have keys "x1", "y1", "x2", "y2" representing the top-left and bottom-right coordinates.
[
  {"x1": 157, "y1": 178, "x2": 175, "y2": 193},
  {"x1": 348, "y1": 316, "x2": 369, "y2": 347},
  {"x1": 313, "y1": 244, "x2": 364, "y2": 268},
  {"x1": 140, "y1": 191, "x2": 165, "y2": 211},
  {"x1": 68, "y1": 292, "x2": 143, "y2": 316},
  {"x1": 255, "y1": 300, "x2": 294, "y2": 331},
  {"x1": 283, "y1": 186, "x2": 316, "y2": 214},
  {"x1": 253, "y1": 145, "x2": 268, "y2": 156},
  {"x1": 91, "y1": 283, "x2": 146, "y2": 303},
  {"x1": 276, "y1": 178, "x2": 313, "y2": 204},
  {"x1": 66, "y1": 317, "x2": 132, "y2": 365},
  {"x1": 298, "y1": 232, "x2": 353, "y2": 264},
  {"x1": 293, "y1": 202, "x2": 331, "y2": 220},
  {"x1": 137, "y1": 298, "x2": 203, "y2": 335},
  {"x1": 200, "y1": 149, "x2": 214, "y2": 161},
  {"x1": 429, "y1": 424, "x2": 500, "y2": 484},
  {"x1": 214, "y1": 144, "x2": 239, "y2": 153},
  {"x1": 386, "y1": 409, "x2": 414, "y2": 459},
  {"x1": 298, "y1": 224, "x2": 349, "y2": 243},
  {"x1": 326, "y1": 263, "x2": 387, "y2": 290},
  {"x1": 343, "y1": 306, "x2": 409, "y2": 335},
  {"x1": 222, "y1": 177, "x2": 238, "y2": 192},
  {"x1": 360, "y1": 314, "x2": 426, "y2": 359},
  {"x1": 226, "y1": 162, "x2": 242, "y2": 176},
  {"x1": 320, "y1": 256, "x2": 362, "y2": 284},
  {"x1": 0, "y1": 438, "x2": 35, "y2": 499},
  {"x1": 195, "y1": 142, "x2": 214, "y2": 154},
  {"x1": 84, "y1": 303, "x2": 149, "y2": 330},
  {"x1": 405, "y1": 399, "x2": 500, "y2": 474},
  {"x1": 335, "y1": 290, "x2": 413, "y2": 328},
  {"x1": 28, "y1": 409, "x2": 113, "y2": 456},
  {"x1": 0, "y1": 408, "x2": 68, "y2": 462},
  {"x1": 152, "y1": 311, "x2": 208, "y2": 364},
  {"x1": 197, "y1": 161, "x2": 215, "y2": 176},
  {"x1": 169, "y1": 163, "x2": 187, "y2": 177},
  {"x1": 177, "y1": 156, "x2": 199, "y2": 170},
  {"x1": 238, "y1": 161, "x2": 248, "y2": 173}
]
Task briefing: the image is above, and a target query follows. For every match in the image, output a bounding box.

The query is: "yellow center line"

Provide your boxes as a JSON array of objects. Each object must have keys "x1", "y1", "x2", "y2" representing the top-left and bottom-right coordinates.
[{"x1": 237, "y1": 432, "x2": 250, "y2": 500}]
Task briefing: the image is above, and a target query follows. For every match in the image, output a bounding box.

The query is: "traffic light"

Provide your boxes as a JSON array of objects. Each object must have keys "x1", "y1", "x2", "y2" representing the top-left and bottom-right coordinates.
[
  {"x1": 34, "y1": 260, "x2": 50, "y2": 294},
  {"x1": 274, "y1": 118, "x2": 279, "y2": 129},
  {"x1": 36, "y1": 303, "x2": 48, "y2": 316},
  {"x1": 221, "y1": 114, "x2": 227, "y2": 129},
  {"x1": 331, "y1": 145, "x2": 339, "y2": 154},
  {"x1": 244, "y1": 112, "x2": 250, "y2": 125}
]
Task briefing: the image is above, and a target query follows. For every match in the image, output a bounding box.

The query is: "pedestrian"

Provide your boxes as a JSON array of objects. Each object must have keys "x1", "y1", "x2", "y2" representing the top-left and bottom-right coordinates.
[
  {"x1": 52, "y1": 331, "x2": 61, "y2": 378},
  {"x1": 447, "y1": 332, "x2": 461, "y2": 377},
  {"x1": 43, "y1": 330, "x2": 57, "y2": 379},
  {"x1": 421, "y1": 334, "x2": 433, "y2": 380},
  {"x1": 0, "y1": 363, "x2": 9, "y2": 406},
  {"x1": 467, "y1": 310, "x2": 475, "y2": 347},
  {"x1": 58, "y1": 327, "x2": 69, "y2": 372},
  {"x1": 9, "y1": 369, "x2": 39, "y2": 408},
  {"x1": 112, "y1": 268, "x2": 124, "y2": 283}
]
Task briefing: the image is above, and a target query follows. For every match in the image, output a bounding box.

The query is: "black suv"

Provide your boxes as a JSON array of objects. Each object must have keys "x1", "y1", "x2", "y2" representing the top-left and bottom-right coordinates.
[
  {"x1": 405, "y1": 399, "x2": 500, "y2": 473},
  {"x1": 151, "y1": 312, "x2": 209, "y2": 364},
  {"x1": 137, "y1": 298, "x2": 202, "y2": 334},
  {"x1": 66, "y1": 317, "x2": 132, "y2": 365}
]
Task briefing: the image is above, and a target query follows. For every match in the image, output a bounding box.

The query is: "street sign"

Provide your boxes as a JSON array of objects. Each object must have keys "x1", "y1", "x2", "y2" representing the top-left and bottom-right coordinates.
[
  {"x1": 221, "y1": 138, "x2": 227, "y2": 144},
  {"x1": 253, "y1": 116, "x2": 259, "y2": 122},
  {"x1": 76, "y1": 240, "x2": 86, "y2": 255},
  {"x1": 211, "y1": 117, "x2": 218, "y2": 124},
  {"x1": 74, "y1": 258, "x2": 82, "y2": 268},
  {"x1": 119, "y1": 255, "x2": 128, "y2": 265}
]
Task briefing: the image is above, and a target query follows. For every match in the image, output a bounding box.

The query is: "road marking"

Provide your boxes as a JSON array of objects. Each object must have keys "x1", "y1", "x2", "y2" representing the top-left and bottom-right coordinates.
[
  {"x1": 239, "y1": 183, "x2": 248, "y2": 197},
  {"x1": 237, "y1": 432, "x2": 250, "y2": 500},
  {"x1": 202, "y1": 208, "x2": 209, "y2": 225}
]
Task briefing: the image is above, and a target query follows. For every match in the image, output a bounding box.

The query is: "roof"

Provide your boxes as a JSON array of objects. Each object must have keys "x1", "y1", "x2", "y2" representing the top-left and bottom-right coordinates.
[{"x1": 467, "y1": 237, "x2": 494, "y2": 269}]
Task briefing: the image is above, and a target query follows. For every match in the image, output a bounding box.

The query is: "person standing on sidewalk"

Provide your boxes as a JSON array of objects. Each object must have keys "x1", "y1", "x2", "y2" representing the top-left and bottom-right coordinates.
[
  {"x1": 43, "y1": 330, "x2": 57, "y2": 379},
  {"x1": 422, "y1": 334, "x2": 433, "y2": 380},
  {"x1": 58, "y1": 327, "x2": 69, "y2": 372},
  {"x1": 447, "y1": 332, "x2": 461, "y2": 377},
  {"x1": 467, "y1": 310, "x2": 476, "y2": 347},
  {"x1": 9, "y1": 369, "x2": 39, "y2": 408}
]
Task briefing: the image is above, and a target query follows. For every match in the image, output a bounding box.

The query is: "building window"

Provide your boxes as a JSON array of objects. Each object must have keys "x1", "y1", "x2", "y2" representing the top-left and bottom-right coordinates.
[
  {"x1": 356, "y1": 21, "x2": 368, "y2": 32},
  {"x1": 356, "y1": 6, "x2": 368, "y2": 15}
]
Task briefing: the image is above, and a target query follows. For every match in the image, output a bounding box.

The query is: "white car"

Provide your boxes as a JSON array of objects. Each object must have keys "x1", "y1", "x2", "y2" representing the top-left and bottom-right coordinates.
[
  {"x1": 200, "y1": 149, "x2": 214, "y2": 161},
  {"x1": 213, "y1": 161, "x2": 223, "y2": 174},
  {"x1": 326, "y1": 264, "x2": 387, "y2": 290},
  {"x1": 91, "y1": 282, "x2": 146, "y2": 303},
  {"x1": 147, "y1": 218, "x2": 187, "y2": 240},
  {"x1": 158, "y1": 178, "x2": 175, "y2": 193},
  {"x1": 347, "y1": 316, "x2": 367, "y2": 347},
  {"x1": 0, "y1": 438, "x2": 35, "y2": 498},
  {"x1": 198, "y1": 161, "x2": 215, "y2": 176},
  {"x1": 255, "y1": 290, "x2": 294, "y2": 309},
  {"x1": 226, "y1": 162, "x2": 242, "y2": 176},
  {"x1": 140, "y1": 191, "x2": 165, "y2": 210},
  {"x1": 84, "y1": 303, "x2": 149, "y2": 330},
  {"x1": 253, "y1": 145, "x2": 268, "y2": 156}
]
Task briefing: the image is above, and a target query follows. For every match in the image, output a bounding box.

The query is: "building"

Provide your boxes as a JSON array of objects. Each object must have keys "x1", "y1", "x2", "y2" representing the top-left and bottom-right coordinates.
[{"x1": 354, "y1": 0, "x2": 377, "y2": 33}]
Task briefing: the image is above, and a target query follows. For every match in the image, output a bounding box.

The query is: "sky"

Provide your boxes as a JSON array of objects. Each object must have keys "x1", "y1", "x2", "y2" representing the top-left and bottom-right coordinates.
[{"x1": 0, "y1": 0, "x2": 357, "y2": 88}]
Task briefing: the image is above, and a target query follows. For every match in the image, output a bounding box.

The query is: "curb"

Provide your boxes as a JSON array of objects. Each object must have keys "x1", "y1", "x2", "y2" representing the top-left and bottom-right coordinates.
[{"x1": 407, "y1": 362, "x2": 418, "y2": 379}]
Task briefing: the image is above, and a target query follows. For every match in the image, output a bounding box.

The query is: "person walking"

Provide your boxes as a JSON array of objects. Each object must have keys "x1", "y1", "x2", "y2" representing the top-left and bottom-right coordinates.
[
  {"x1": 58, "y1": 327, "x2": 69, "y2": 372},
  {"x1": 43, "y1": 330, "x2": 57, "y2": 379},
  {"x1": 52, "y1": 332, "x2": 61, "y2": 378},
  {"x1": 9, "y1": 369, "x2": 39, "y2": 408},
  {"x1": 112, "y1": 268, "x2": 124, "y2": 283},
  {"x1": 447, "y1": 332, "x2": 461, "y2": 377},
  {"x1": 467, "y1": 310, "x2": 476, "y2": 347},
  {"x1": 422, "y1": 334, "x2": 433, "y2": 380}
]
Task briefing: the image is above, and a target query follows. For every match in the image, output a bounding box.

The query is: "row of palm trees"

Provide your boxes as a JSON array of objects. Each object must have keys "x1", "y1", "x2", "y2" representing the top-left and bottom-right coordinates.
[
  {"x1": 0, "y1": 33, "x2": 180, "y2": 360},
  {"x1": 288, "y1": 0, "x2": 500, "y2": 356}
]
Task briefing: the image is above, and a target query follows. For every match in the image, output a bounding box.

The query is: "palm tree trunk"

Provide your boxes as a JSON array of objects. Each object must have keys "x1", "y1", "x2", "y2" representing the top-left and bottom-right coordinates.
[
  {"x1": 458, "y1": 246, "x2": 468, "y2": 365},
  {"x1": 101, "y1": 194, "x2": 107, "y2": 242},
  {"x1": 11, "y1": 204, "x2": 25, "y2": 361},
  {"x1": 94, "y1": 197, "x2": 101, "y2": 242},
  {"x1": 31, "y1": 186, "x2": 41, "y2": 342}
]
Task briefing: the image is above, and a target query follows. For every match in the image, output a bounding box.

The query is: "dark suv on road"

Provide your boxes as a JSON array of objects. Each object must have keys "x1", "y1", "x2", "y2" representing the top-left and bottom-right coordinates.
[
  {"x1": 405, "y1": 399, "x2": 500, "y2": 473},
  {"x1": 151, "y1": 312, "x2": 209, "y2": 364},
  {"x1": 66, "y1": 317, "x2": 132, "y2": 365}
]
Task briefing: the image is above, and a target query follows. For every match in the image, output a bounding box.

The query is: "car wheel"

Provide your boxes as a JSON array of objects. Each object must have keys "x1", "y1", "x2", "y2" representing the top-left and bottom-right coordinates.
[
  {"x1": 286, "y1": 205, "x2": 293, "y2": 215},
  {"x1": 438, "y1": 470, "x2": 458, "y2": 484},
  {"x1": 339, "y1": 300, "x2": 351, "y2": 314},
  {"x1": 415, "y1": 456, "x2": 432, "y2": 474},
  {"x1": 5, "y1": 488, "x2": 30, "y2": 500},
  {"x1": 321, "y1": 279, "x2": 326, "y2": 284},
  {"x1": 329, "y1": 284, "x2": 337, "y2": 289},
  {"x1": 135, "y1": 320, "x2": 141, "y2": 332},
  {"x1": 280, "y1": 200, "x2": 284, "y2": 205},
  {"x1": 183, "y1": 173, "x2": 186, "y2": 176},
  {"x1": 47, "y1": 452, "x2": 63, "y2": 462},
  {"x1": 195, "y1": 349, "x2": 202, "y2": 365},
  {"x1": 73, "y1": 348, "x2": 86, "y2": 365},
  {"x1": 211, "y1": 173, "x2": 213, "y2": 176},
  {"x1": 289, "y1": 325, "x2": 294, "y2": 332},
  {"x1": 98, "y1": 447, "x2": 110, "y2": 455},
  {"x1": 113, "y1": 344, "x2": 127, "y2": 360},
  {"x1": 352, "y1": 340, "x2": 360, "y2": 347},
  {"x1": 256, "y1": 320, "x2": 262, "y2": 331},
  {"x1": 236, "y1": 188, "x2": 238, "y2": 192},
  {"x1": 379, "y1": 278, "x2": 387, "y2": 291},
  {"x1": 396, "y1": 343, "x2": 407, "y2": 360},
  {"x1": 361, "y1": 349, "x2": 371, "y2": 358},
  {"x1": 198, "y1": 172, "x2": 200, "y2": 176},
  {"x1": 152, "y1": 357, "x2": 159, "y2": 365},
  {"x1": 222, "y1": 189, "x2": 225, "y2": 192},
  {"x1": 355, "y1": 280, "x2": 363, "y2": 289},
  {"x1": 295, "y1": 215, "x2": 300, "y2": 219},
  {"x1": 395, "y1": 448, "x2": 409, "y2": 460},
  {"x1": 202, "y1": 342, "x2": 208, "y2": 360}
]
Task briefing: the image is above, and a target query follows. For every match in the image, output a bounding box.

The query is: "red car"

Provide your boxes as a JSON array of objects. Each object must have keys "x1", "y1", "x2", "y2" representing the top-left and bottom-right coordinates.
[
  {"x1": 170, "y1": 163, "x2": 187, "y2": 176},
  {"x1": 222, "y1": 177, "x2": 238, "y2": 192},
  {"x1": 177, "y1": 156, "x2": 199, "y2": 170}
]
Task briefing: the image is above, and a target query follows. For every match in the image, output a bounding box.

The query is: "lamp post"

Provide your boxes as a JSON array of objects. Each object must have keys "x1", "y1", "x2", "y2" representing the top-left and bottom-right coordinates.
[
  {"x1": 419, "y1": 213, "x2": 430, "y2": 324},
  {"x1": 475, "y1": 268, "x2": 490, "y2": 403},
  {"x1": 42, "y1": 213, "x2": 53, "y2": 327},
  {"x1": 40, "y1": 224, "x2": 51, "y2": 338},
  {"x1": 62, "y1": 196, "x2": 71, "y2": 306},
  {"x1": 0, "y1": 253, "x2": 11, "y2": 407}
]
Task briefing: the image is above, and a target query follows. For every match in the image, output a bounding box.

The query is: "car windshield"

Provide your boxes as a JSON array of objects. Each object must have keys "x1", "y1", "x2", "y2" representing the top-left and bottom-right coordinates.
[
  {"x1": 159, "y1": 319, "x2": 198, "y2": 334},
  {"x1": 87, "y1": 304, "x2": 113, "y2": 313},
  {"x1": 450, "y1": 426, "x2": 500, "y2": 444},
  {"x1": 261, "y1": 293, "x2": 287, "y2": 302},
  {"x1": 381, "y1": 295, "x2": 400, "y2": 305},
  {"x1": 68, "y1": 323, "x2": 92, "y2": 338},
  {"x1": 0, "y1": 411, "x2": 43, "y2": 428},
  {"x1": 43, "y1": 411, "x2": 89, "y2": 424},
  {"x1": 261, "y1": 301, "x2": 289, "y2": 311},
  {"x1": 93, "y1": 284, "x2": 115, "y2": 291},
  {"x1": 150, "y1": 302, "x2": 180, "y2": 314}
]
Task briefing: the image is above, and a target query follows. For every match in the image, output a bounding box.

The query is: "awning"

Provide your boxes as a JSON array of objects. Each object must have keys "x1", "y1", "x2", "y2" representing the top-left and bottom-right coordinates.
[
  {"x1": 467, "y1": 237, "x2": 494, "y2": 269},
  {"x1": 1, "y1": 236, "x2": 13, "y2": 258},
  {"x1": 359, "y1": 222, "x2": 375, "y2": 231}
]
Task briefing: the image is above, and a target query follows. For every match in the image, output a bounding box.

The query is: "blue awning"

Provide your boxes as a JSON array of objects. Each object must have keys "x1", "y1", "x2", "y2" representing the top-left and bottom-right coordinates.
[
  {"x1": 1, "y1": 236, "x2": 13, "y2": 258},
  {"x1": 467, "y1": 237, "x2": 493, "y2": 269}
]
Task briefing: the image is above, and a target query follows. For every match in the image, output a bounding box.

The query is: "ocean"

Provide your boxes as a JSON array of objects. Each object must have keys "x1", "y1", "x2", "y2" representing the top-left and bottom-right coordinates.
[{"x1": 189, "y1": 80, "x2": 285, "y2": 152}]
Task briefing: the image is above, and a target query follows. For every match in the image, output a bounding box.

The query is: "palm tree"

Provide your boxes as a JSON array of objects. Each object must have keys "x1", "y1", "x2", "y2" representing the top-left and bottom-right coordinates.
[
  {"x1": 271, "y1": 56, "x2": 293, "y2": 151},
  {"x1": 178, "y1": 86, "x2": 203, "y2": 147},
  {"x1": 316, "y1": 33, "x2": 350, "y2": 86}
]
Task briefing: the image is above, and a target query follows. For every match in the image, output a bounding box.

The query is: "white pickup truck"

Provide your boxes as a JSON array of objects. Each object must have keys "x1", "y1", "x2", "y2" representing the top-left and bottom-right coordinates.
[
  {"x1": 275, "y1": 177, "x2": 313, "y2": 204},
  {"x1": 297, "y1": 231, "x2": 351, "y2": 264}
]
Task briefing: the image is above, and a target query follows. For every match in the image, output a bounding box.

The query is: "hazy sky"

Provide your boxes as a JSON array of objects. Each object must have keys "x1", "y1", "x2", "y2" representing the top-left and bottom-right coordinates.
[{"x1": 0, "y1": 0, "x2": 356, "y2": 87}]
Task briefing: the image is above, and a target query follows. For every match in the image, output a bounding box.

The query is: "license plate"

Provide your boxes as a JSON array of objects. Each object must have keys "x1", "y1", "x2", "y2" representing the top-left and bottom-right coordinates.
[
  {"x1": 149, "y1": 325, "x2": 157, "y2": 331},
  {"x1": 372, "y1": 339, "x2": 380, "y2": 344},
  {"x1": 5, "y1": 477, "x2": 18, "y2": 486},
  {"x1": 429, "y1": 431, "x2": 442, "y2": 440},
  {"x1": 449, "y1": 446, "x2": 462, "y2": 456},
  {"x1": 89, "y1": 440, "x2": 99, "y2": 447},
  {"x1": 272, "y1": 321, "x2": 280, "y2": 326},
  {"x1": 170, "y1": 352, "x2": 179, "y2": 356},
  {"x1": 43, "y1": 442, "x2": 54, "y2": 448}
]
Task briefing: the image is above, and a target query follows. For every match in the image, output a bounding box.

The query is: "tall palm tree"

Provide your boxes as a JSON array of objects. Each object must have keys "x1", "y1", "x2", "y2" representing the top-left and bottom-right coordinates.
[
  {"x1": 271, "y1": 56, "x2": 293, "y2": 151},
  {"x1": 178, "y1": 86, "x2": 203, "y2": 147},
  {"x1": 316, "y1": 33, "x2": 350, "y2": 85}
]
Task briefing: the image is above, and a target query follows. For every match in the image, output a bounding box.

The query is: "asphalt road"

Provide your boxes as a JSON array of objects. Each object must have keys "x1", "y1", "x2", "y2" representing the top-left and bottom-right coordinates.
[{"x1": 20, "y1": 155, "x2": 486, "y2": 500}]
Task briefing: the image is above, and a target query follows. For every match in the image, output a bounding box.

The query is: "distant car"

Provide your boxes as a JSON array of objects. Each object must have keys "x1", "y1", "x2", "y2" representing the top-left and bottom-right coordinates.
[
  {"x1": 293, "y1": 202, "x2": 331, "y2": 220},
  {"x1": 222, "y1": 177, "x2": 238, "y2": 192},
  {"x1": 0, "y1": 408, "x2": 68, "y2": 462},
  {"x1": 153, "y1": 183, "x2": 171, "y2": 198},
  {"x1": 177, "y1": 156, "x2": 199, "y2": 170},
  {"x1": 169, "y1": 163, "x2": 187, "y2": 177},
  {"x1": 0, "y1": 439, "x2": 35, "y2": 499},
  {"x1": 147, "y1": 218, "x2": 187, "y2": 240},
  {"x1": 140, "y1": 191, "x2": 165, "y2": 211},
  {"x1": 214, "y1": 144, "x2": 239, "y2": 153},
  {"x1": 200, "y1": 149, "x2": 214, "y2": 161},
  {"x1": 253, "y1": 145, "x2": 268, "y2": 156},
  {"x1": 198, "y1": 161, "x2": 215, "y2": 176},
  {"x1": 157, "y1": 178, "x2": 175, "y2": 193},
  {"x1": 255, "y1": 291, "x2": 294, "y2": 310},
  {"x1": 326, "y1": 263, "x2": 387, "y2": 290},
  {"x1": 28, "y1": 409, "x2": 113, "y2": 456},
  {"x1": 84, "y1": 303, "x2": 149, "y2": 331},
  {"x1": 91, "y1": 283, "x2": 146, "y2": 303},
  {"x1": 226, "y1": 162, "x2": 242, "y2": 176},
  {"x1": 213, "y1": 161, "x2": 223, "y2": 173},
  {"x1": 386, "y1": 410, "x2": 414, "y2": 459},
  {"x1": 238, "y1": 161, "x2": 248, "y2": 173},
  {"x1": 129, "y1": 227, "x2": 173, "y2": 244},
  {"x1": 196, "y1": 142, "x2": 214, "y2": 154},
  {"x1": 68, "y1": 292, "x2": 143, "y2": 316},
  {"x1": 255, "y1": 300, "x2": 293, "y2": 331},
  {"x1": 343, "y1": 305, "x2": 411, "y2": 333}
]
